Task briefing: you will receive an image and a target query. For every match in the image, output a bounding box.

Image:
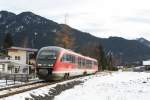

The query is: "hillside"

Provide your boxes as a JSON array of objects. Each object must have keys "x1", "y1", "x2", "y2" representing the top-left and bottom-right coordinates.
[{"x1": 0, "y1": 11, "x2": 150, "y2": 64}]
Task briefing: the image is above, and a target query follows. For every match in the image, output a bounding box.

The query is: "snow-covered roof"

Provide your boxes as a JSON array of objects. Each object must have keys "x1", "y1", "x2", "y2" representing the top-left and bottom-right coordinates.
[
  {"x1": 8, "y1": 46, "x2": 38, "y2": 52},
  {"x1": 143, "y1": 60, "x2": 150, "y2": 65}
]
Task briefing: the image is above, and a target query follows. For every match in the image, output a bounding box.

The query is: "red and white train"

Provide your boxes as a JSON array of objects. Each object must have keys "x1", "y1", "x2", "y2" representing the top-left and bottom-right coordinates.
[{"x1": 36, "y1": 46, "x2": 98, "y2": 80}]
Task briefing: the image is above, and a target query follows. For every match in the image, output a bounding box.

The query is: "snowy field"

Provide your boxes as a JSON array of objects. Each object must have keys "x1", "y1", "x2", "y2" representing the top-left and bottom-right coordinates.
[
  {"x1": 3, "y1": 72, "x2": 150, "y2": 100},
  {"x1": 55, "y1": 72, "x2": 150, "y2": 100}
]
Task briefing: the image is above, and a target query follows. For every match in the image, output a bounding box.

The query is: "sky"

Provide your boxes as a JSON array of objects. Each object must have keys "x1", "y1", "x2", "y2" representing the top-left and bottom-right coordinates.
[{"x1": 0, "y1": 0, "x2": 150, "y2": 40}]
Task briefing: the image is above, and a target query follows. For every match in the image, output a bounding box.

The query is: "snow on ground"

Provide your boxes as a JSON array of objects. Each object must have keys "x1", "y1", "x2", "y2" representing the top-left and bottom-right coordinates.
[
  {"x1": 54, "y1": 72, "x2": 150, "y2": 100},
  {"x1": 2, "y1": 72, "x2": 150, "y2": 100}
]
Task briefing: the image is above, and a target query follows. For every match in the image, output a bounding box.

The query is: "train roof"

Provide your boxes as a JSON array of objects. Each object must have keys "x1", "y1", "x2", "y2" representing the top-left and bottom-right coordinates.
[
  {"x1": 40, "y1": 46, "x2": 65, "y2": 51},
  {"x1": 39, "y1": 46, "x2": 97, "y2": 62}
]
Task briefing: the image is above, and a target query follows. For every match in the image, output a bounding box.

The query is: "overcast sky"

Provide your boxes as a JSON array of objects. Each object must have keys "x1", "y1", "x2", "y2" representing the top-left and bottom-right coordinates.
[{"x1": 1, "y1": 0, "x2": 150, "y2": 40}]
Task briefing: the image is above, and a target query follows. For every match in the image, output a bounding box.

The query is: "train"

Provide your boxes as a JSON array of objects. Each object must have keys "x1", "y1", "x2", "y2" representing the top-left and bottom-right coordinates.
[{"x1": 36, "y1": 46, "x2": 98, "y2": 80}]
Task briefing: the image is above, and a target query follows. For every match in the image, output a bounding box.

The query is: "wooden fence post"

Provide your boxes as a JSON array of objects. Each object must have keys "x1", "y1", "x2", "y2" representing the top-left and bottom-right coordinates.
[
  {"x1": 14, "y1": 74, "x2": 16, "y2": 84},
  {"x1": 6, "y1": 75, "x2": 8, "y2": 85}
]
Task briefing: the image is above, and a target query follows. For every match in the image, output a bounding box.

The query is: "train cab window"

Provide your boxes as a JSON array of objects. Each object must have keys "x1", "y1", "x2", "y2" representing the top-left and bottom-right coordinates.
[{"x1": 38, "y1": 50, "x2": 57, "y2": 60}]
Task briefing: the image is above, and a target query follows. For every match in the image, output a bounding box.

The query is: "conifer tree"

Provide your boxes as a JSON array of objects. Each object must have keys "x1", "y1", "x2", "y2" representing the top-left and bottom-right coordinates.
[
  {"x1": 80, "y1": 43, "x2": 108, "y2": 71},
  {"x1": 97, "y1": 44, "x2": 108, "y2": 71},
  {"x1": 3, "y1": 33, "x2": 14, "y2": 49}
]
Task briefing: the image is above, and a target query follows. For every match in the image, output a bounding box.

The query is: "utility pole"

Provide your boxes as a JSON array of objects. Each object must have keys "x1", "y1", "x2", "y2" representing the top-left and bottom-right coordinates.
[
  {"x1": 64, "y1": 13, "x2": 69, "y2": 25},
  {"x1": 31, "y1": 32, "x2": 38, "y2": 48}
]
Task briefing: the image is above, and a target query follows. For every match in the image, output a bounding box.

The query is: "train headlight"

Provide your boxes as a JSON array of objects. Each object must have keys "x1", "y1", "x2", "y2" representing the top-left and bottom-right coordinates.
[
  {"x1": 38, "y1": 64, "x2": 42, "y2": 66},
  {"x1": 48, "y1": 64, "x2": 53, "y2": 66}
]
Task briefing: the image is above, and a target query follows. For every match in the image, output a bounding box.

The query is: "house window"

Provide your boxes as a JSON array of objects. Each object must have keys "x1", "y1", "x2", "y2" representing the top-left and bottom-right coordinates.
[
  {"x1": 14, "y1": 66, "x2": 20, "y2": 73},
  {"x1": 23, "y1": 68, "x2": 28, "y2": 73},
  {"x1": 8, "y1": 66, "x2": 12, "y2": 70},
  {"x1": 0, "y1": 64, "x2": 5, "y2": 71},
  {"x1": 2, "y1": 64, "x2": 5, "y2": 71},
  {"x1": 18, "y1": 56, "x2": 20, "y2": 60},
  {"x1": 15, "y1": 56, "x2": 21, "y2": 60},
  {"x1": 15, "y1": 56, "x2": 17, "y2": 60}
]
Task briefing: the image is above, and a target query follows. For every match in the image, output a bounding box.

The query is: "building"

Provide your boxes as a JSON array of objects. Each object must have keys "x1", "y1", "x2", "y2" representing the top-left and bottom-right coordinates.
[
  {"x1": 0, "y1": 47, "x2": 38, "y2": 75},
  {"x1": 8, "y1": 47, "x2": 37, "y2": 64},
  {"x1": 0, "y1": 54, "x2": 10, "y2": 73},
  {"x1": 143, "y1": 59, "x2": 150, "y2": 70}
]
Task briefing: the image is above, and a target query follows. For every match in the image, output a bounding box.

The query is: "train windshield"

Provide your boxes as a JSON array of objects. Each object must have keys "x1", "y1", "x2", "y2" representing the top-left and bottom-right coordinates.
[
  {"x1": 37, "y1": 50, "x2": 58, "y2": 65},
  {"x1": 38, "y1": 50, "x2": 57, "y2": 59}
]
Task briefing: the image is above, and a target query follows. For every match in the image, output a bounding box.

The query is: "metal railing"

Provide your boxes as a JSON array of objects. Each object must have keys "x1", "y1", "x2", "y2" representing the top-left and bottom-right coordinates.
[{"x1": 0, "y1": 73, "x2": 30, "y2": 86}]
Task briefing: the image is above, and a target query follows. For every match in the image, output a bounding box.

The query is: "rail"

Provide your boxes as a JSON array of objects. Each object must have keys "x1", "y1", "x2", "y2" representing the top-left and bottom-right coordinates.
[
  {"x1": 0, "y1": 71, "x2": 111, "y2": 99},
  {"x1": 0, "y1": 75, "x2": 89, "y2": 98}
]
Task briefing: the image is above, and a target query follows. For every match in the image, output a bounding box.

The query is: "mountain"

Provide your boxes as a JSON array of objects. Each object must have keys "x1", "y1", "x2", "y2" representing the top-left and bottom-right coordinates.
[
  {"x1": 0, "y1": 11, "x2": 62, "y2": 48},
  {"x1": 100, "y1": 37, "x2": 150, "y2": 63},
  {"x1": 137, "y1": 38, "x2": 150, "y2": 48},
  {"x1": 0, "y1": 11, "x2": 150, "y2": 64}
]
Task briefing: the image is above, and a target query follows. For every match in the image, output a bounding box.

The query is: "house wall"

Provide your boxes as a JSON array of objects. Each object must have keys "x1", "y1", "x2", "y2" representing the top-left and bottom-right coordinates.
[
  {"x1": 0, "y1": 63, "x2": 9, "y2": 73},
  {"x1": 8, "y1": 50, "x2": 27, "y2": 64},
  {"x1": 0, "y1": 57, "x2": 9, "y2": 74}
]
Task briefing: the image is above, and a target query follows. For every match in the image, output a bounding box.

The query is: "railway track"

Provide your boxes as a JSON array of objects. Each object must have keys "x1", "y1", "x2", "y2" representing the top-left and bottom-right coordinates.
[
  {"x1": 0, "y1": 75, "x2": 84, "y2": 98},
  {"x1": 0, "y1": 80, "x2": 44, "y2": 91},
  {"x1": 0, "y1": 72, "x2": 111, "y2": 99},
  {"x1": 0, "y1": 80, "x2": 51, "y2": 98}
]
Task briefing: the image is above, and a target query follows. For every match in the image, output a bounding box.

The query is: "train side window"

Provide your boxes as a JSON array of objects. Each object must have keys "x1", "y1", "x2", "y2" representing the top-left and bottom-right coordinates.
[
  {"x1": 82, "y1": 59, "x2": 85, "y2": 67},
  {"x1": 78, "y1": 57, "x2": 82, "y2": 68},
  {"x1": 66, "y1": 54, "x2": 70, "y2": 61},
  {"x1": 62, "y1": 54, "x2": 80, "y2": 64},
  {"x1": 69, "y1": 55, "x2": 72, "y2": 63},
  {"x1": 72, "y1": 56, "x2": 75, "y2": 63},
  {"x1": 61, "y1": 54, "x2": 75, "y2": 63},
  {"x1": 89, "y1": 61, "x2": 91, "y2": 68},
  {"x1": 94, "y1": 61, "x2": 98, "y2": 66},
  {"x1": 70, "y1": 55, "x2": 75, "y2": 64},
  {"x1": 86, "y1": 60, "x2": 89, "y2": 68},
  {"x1": 86, "y1": 60, "x2": 92, "y2": 68}
]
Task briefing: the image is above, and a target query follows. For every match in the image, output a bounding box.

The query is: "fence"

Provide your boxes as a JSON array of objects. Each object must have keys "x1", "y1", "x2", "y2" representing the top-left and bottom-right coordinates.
[{"x1": 0, "y1": 73, "x2": 30, "y2": 85}]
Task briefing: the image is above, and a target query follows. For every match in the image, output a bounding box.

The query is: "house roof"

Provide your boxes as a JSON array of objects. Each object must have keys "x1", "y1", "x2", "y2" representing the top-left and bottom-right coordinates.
[
  {"x1": 143, "y1": 60, "x2": 150, "y2": 65},
  {"x1": 8, "y1": 46, "x2": 38, "y2": 52}
]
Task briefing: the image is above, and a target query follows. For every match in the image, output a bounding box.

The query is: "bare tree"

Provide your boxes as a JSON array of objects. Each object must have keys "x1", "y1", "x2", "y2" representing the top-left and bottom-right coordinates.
[{"x1": 55, "y1": 25, "x2": 75, "y2": 49}]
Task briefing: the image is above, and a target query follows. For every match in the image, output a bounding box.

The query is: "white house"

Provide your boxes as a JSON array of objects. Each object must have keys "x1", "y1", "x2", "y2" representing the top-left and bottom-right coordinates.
[{"x1": 0, "y1": 47, "x2": 38, "y2": 75}]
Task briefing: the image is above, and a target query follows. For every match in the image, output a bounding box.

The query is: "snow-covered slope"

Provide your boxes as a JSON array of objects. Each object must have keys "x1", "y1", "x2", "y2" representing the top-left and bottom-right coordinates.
[{"x1": 55, "y1": 72, "x2": 150, "y2": 100}]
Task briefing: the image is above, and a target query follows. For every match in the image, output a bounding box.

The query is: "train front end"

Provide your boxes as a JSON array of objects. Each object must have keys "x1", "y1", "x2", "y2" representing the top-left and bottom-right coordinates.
[{"x1": 36, "y1": 47, "x2": 60, "y2": 81}]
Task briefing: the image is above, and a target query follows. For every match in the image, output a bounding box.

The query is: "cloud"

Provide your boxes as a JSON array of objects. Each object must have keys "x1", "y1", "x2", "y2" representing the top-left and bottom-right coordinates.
[
  {"x1": 124, "y1": 17, "x2": 150, "y2": 24},
  {"x1": 1, "y1": 0, "x2": 150, "y2": 40}
]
